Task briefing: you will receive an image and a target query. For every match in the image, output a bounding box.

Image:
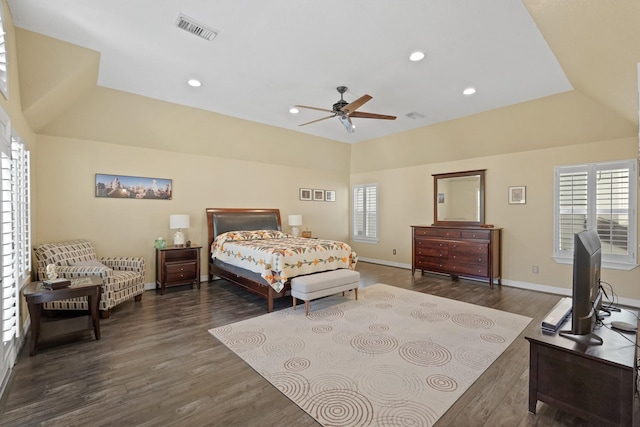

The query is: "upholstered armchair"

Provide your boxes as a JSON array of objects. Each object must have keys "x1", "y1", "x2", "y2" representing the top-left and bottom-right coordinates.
[{"x1": 34, "y1": 239, "x2": 146, "y2": 318}]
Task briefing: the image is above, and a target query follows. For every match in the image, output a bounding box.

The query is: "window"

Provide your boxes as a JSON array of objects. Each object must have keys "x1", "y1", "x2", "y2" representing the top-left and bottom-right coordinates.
[
  {"x1": 0, "y1": 106, "x2": 29, "y2": 394},
  {"x1": 352, "y1": 183, "x2": 378, "y2": 243},
  {"x1": 554, "y1": 160, "x2": 637, "y2": 269}
]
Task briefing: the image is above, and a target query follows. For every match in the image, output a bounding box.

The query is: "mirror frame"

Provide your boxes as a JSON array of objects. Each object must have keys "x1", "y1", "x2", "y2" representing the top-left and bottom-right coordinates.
[{"x1": 432, "y1": 169, "x2": 486, "y2": 227}]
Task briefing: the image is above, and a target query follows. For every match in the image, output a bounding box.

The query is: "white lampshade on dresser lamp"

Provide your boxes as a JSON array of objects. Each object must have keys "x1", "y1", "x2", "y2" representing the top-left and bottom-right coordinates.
[
  {"x1": 170, "y1": 214, "x2": 190, "y2": 247},
  {"x1": 288, "y1": 214, "x2": 302, "y2": 237}
]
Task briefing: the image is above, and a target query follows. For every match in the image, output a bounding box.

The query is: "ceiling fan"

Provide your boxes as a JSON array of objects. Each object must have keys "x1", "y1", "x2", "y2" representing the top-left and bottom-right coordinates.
[{"x1": 295, "y1": 86, "x2": 396, "y2": 133}]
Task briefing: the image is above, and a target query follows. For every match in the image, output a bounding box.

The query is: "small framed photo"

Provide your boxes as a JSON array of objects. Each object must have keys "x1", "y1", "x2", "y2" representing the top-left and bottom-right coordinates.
[
  {"x1": 509, "y1": 186, "x2": 526, "y2": 204},
  {"x1": 313, "y1": 189, "x2": 325, "y2": 201},
  {"x1": 325, "y1": 190, "x2": 336, "y2": 202},
  {"x1": 299, "y1": 188, "x2": 312, "y2": 201}
]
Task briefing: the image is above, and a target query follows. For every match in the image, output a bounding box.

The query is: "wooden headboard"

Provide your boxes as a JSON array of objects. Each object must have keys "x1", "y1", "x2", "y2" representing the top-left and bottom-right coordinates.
[{"x1": 206, "y1": 208, "x2": 282, "y2": 251}]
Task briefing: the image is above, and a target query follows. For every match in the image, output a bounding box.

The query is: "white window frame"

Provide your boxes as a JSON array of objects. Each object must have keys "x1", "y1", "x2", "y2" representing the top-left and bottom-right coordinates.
[
  {"x1": 0, "y1": 4, "x2": 8, "y2": 100},
  {"x1": 553, "y1": 159, "x2": 637, "y2": 270},
  {"x1": 352, "y1": 183, "x2": 379, "y2": 243}
]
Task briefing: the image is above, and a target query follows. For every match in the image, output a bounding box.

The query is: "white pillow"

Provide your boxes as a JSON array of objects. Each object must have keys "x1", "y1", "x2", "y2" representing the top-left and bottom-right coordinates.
[{"x1": 70, "y1": 259, "x2": 108, "y2": 268}]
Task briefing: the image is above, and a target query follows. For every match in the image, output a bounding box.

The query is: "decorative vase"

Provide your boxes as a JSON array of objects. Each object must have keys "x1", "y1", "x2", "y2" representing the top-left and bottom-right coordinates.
[{"x1": 154, "y1": 237, "x2": 166, "y2": 249}]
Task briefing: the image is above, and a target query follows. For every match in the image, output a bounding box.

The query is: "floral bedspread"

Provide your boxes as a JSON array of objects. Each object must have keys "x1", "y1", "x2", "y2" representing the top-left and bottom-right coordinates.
[{"x1": 211, "y1": 230, "x2": 358, "y2": 292}]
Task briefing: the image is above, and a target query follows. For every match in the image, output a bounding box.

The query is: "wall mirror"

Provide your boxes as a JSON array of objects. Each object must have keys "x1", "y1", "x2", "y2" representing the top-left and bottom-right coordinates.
[{"x1": 433, "y1": 169, "x2": 485, "y2": 226}]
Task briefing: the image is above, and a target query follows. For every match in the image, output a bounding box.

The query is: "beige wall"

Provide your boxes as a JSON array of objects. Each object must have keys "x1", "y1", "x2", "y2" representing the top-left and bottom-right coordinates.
[
  {"x1": 34, "y1": 135, "x2": 351, "y2": 283},
  {"x1": 6, "y1": 1, "x2": 640, "y2": 308},
  {"x1": 350, "y1": 136, "x2": 640, "y2": 302}
]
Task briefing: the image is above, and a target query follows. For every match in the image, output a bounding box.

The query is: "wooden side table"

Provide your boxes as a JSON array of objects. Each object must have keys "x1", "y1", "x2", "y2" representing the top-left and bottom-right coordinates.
[
  {"x1": 23, "y1": 276, "x2": 103, "y2": 356},
  {"x1": 155, "y1": 245, "x2": 201, "y2": 295}
]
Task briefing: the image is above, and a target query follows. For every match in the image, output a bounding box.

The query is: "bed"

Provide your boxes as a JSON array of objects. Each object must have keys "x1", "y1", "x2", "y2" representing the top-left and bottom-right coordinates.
[{"x1": 206, "y1": 208, "x2": 357, "y2": 312}]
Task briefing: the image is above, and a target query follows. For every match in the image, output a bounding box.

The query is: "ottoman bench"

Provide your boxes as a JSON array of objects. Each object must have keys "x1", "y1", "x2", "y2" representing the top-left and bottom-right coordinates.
[{"x1": 291, "y1": 269, "x2": 360, "y2": 315}]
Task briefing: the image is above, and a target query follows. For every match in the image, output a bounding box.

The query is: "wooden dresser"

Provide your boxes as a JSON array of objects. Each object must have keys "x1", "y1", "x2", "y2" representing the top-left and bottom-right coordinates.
[{"x1": 411, "y1": 226, "x2": 501, "y2": 288}]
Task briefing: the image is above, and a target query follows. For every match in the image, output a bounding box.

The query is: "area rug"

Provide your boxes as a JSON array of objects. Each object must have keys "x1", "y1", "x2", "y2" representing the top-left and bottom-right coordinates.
[{"x1": 209, "y1": 284, "x2": 532, "y2": 426}]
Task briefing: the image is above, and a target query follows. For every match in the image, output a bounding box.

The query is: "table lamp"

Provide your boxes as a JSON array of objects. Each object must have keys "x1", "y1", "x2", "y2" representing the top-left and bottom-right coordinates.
[
  {"x1": 170, "y1": 214, "x2": 190, "y2": 247},
  {"x1": 288, "y1": 214, "x2": 302, "y2": 237}
]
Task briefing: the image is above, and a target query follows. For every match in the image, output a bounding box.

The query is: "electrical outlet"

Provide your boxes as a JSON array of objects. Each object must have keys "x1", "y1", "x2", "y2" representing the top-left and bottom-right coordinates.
[
  {"x1": 393, "y1": 249, "x2": 397, "y2": 255},
  {"x1": 532, "y1": 265, "x2": 539, "y2": 274}
]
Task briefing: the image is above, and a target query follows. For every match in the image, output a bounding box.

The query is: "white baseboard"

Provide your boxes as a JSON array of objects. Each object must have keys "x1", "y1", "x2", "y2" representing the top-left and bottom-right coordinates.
[{"x1": 358, "y1": 257, "x2": 640, "y2": 309}]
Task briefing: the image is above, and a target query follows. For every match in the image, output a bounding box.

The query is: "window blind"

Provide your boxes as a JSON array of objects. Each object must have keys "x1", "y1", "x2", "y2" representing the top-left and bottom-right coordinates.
[
  {"x1": 352, "y1": 184, "x2": 378, "y2": 242},
  {"x1": 554, "y1": 160, "x2": 637, "y2": 267}
]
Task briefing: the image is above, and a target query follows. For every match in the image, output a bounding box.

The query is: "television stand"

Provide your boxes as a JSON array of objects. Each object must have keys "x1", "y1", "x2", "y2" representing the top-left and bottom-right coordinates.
[
  {"x1": 526, "y1": 309, "x2": 637, "y2": 426},
  {"x1": 558, "y1": 329, "x2": 603, "y2": 345}
]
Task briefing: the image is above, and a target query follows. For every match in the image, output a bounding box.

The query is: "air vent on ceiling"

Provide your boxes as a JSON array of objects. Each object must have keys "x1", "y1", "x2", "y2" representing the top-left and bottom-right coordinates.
[
  {"x1": 406, "y1": 112, "x2": 425, "y2": 120},
  {"x1": 176, "y1": 14, "x2": 218, "y2": 41}
]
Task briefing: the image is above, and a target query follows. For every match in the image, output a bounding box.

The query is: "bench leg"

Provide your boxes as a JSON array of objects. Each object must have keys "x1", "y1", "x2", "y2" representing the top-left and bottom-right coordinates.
[
  {"x1": 305, "y1": 300, "x2": 309, "y2": 316},
  {"x1": 355, "y1": 288, "x2": 358, "y2": 300},
  {"x1": 293, "y1": 296, "x2": 297, "y2": 310}
]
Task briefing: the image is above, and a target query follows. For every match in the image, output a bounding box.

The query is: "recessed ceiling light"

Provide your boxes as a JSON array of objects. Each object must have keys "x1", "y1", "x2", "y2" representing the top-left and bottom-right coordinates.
[
  {"x1": 289, "y1": 107, "x2": 299, "y2": 114},
  {"x1": 187, "y1": 79, "x2": 202, "y2": 87},
  {"x1": 463, "y1": 87, "x2": 477, "y2": 95},
  {"x1": 409, "y1": 51, "x2": 425, "y2": 62}
]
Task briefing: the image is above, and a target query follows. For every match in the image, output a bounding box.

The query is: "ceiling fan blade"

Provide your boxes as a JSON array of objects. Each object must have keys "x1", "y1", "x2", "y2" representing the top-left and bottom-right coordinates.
[
  {"x1": 298, "y1": 115, "x2": 335, "y2": 126},
  {"x1": 341, "y1": 94, "x2": 372, "y2": 114},
  {"x1": 350, "y1": 111, "x2": 397, "y2": 120},
  {"x1": 295, "y1": 105, "x2": 334, "y2": 113}
]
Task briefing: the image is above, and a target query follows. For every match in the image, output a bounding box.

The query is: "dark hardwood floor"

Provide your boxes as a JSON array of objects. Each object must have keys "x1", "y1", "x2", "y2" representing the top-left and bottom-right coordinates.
[{"x1": 0, "y1": 262, "x2": 633, "y2": 426}]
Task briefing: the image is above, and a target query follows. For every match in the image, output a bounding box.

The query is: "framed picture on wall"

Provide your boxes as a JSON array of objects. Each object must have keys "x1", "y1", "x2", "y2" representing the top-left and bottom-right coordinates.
[
  {"x1": 95, "y1": 173, "x2": 172, "y2": 199},
  {"x1": 313, "y1": 189, "x2": 325, "y2": 201},
  {"x1": 299, "y1": 188, "x2": 312, "y2": 201},
  {"x1": 508, "y1": 186, "x2": 526, "y2": 204},
  {"x1": 325, "y1": 190, "x2": 336, "y2": 202}
]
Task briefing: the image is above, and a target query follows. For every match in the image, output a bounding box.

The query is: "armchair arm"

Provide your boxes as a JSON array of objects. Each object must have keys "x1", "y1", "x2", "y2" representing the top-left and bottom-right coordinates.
[
  {"x1": 54, "y1": 265, "x2": 113, "y2": 280},
  {"x1": 100, "y1": 257, "x2": 145, "y2": 273}
]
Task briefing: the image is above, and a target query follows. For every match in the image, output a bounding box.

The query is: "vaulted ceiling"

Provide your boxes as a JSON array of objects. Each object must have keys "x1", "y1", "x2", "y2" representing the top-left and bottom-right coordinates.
[{"x1": 7, "y1": 0, "x2": 640, "y2": 144}]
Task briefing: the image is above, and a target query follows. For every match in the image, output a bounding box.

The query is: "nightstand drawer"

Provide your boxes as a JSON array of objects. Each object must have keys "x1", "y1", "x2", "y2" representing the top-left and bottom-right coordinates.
[{"x1": 165, "y1": 261, "x2": 196, "y2": 275}]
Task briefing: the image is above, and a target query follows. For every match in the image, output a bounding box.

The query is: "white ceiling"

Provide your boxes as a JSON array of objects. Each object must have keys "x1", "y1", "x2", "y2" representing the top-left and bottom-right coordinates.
[{"x1": 7, "y1": 0, "x2": 572, "y2": 144}]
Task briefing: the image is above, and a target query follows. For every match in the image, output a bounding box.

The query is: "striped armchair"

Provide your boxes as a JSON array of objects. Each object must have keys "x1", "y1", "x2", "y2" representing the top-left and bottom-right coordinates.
[{"x1": 34, "y1": 239, "x2": 145, "y2": 318}]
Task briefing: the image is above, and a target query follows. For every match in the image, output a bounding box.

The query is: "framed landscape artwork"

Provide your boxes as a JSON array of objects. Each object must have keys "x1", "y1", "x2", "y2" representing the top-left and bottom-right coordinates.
[
  {"x1": 95, "y1": 174, "x2": 172, "y2": 199},
  {"x1": 313, "y1": 189, "x2": 325, "y2": 201}
]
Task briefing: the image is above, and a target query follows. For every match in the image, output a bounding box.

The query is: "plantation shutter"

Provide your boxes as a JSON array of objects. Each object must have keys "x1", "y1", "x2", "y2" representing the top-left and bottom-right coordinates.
[
  {"x1": 1, "y1": 146, "x2": 15, "y2": 343},
  {"x1": 554, "y1": 160, "x2": 636, "y2": 267},
  {"x1": 12, "y1": 138, "x2": 30, "y2": 280},
  {"x1": 595, "y1": 166, "x2": 631, "y2": 257},
  {"x1": 352, "y1": 184, "x2": 378, "y2": 242},
  {"x1": 557, "y1": 168, "x2": 588, "y2": 253},
  {"x1": 0, "y1": 109, "x2": 15, "y2": 344}
]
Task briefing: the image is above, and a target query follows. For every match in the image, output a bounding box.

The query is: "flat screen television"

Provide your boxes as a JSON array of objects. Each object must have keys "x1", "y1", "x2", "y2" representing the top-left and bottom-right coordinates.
[{"x1": 559, "y1": 229, "x2": 604, "y2": 345}]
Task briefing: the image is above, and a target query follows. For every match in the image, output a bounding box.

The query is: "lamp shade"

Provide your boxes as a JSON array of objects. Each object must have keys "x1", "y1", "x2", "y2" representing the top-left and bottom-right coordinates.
[
  {"x1": 288, "y1": 215, "x2": 302, "y2": 227},
  {"x1": 169, "y1": 214, "x2": 190, "y2": 229}
]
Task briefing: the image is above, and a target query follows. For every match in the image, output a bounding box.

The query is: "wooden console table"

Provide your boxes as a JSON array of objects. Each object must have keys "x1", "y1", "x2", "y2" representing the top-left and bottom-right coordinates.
[
  {"x1": 525, "y1": 309, "x2": 637, "y2": 426},
  {"x1": 23, "y1": 276, "x2": 102, "y2": 356}
]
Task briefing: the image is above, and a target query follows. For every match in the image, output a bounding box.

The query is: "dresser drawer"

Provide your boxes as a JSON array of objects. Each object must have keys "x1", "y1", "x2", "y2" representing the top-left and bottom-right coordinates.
[
  {"x1": 450, "y1": 263, "x2": 488, "y2": 277},
  {"x1": 460, "y1": 230, "x2": 491, "y2": 240},
  {"x1": 414, "y1": 227, "x2": 461, "y2": 238},
  {"x1": 451, "y1": 252, "x2": 488, "y2": 266},
  {"x1": 450, "y1": 241, "x2": 488, "y2": 255},
  {"x1": 415, "y1": 256, "x2": 448, "y2": 270}
]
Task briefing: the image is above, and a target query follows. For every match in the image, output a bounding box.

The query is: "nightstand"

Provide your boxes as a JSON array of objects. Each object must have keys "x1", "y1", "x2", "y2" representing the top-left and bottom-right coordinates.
[{"x1": 155, "y1": 245, "x2": 201, "y2": 295}]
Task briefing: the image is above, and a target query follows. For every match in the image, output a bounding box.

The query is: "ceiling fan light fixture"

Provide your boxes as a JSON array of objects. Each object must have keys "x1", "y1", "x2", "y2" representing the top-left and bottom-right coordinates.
[
  {"x1": 289, "y1": 107, "x2": 299, "y2": 114},
  {"x1": 409, "y1": 51, "x2": 425, "y2": 62},
  {"x1": 463, "y1": 87, "x2": 477, "y2": 95},
  {"x1": 339, "y1": 115, "x2": 356, "y2": 133}
]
